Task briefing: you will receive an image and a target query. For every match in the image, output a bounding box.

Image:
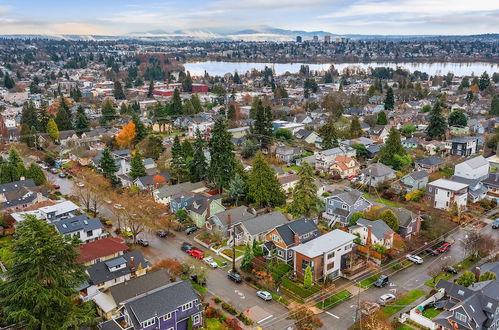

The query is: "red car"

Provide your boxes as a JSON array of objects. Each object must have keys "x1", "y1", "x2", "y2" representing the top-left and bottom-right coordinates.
[
  {"x1": 438, "y1": 243, "x2": 451, "y2": 253},
  {"x1": 188, "y1": 249, "x2": 205, "y2": 259},
  {"x1": 347, "y1": 175, "x2": 357, "y2": 181}
]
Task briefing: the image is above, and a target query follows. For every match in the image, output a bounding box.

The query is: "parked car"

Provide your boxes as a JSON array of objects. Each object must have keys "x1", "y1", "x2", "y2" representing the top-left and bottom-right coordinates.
[
  {"x1": 76, "y1": 182, "x2": 85, "y2": 188},
  {"x1": 181, "y1": 242, "x2": 193, "y2": 252},
  {"x1": 204, "y1": 257, "x2": 218, "y2": 268},
  {"x1": 492, "y1": 219, "x2": 499, "y2": 229},
  {"x1": 50, "y1": 168, "x2": 58, "y2": 174},
  {"x1": 137, "y1": 239, "x2": 149, "y2": 247},
  {"x1": 425, "y1": 248, "x2": 439, "y2": 256},
  {"x1": 378, "y1": 293, "x2": 396, "y2": 306},
  {"x1": 406, "y1": 254, "x2": 423, "y2": 264},
  {"x1": 445, "y1": 266, "x2": 458, "y2": 275},
  {"x1": 438, "y1": 243, "x2": 452, "y2": 253},
  {"x1": 228, "y1": 271, "x2": 242, "y2": 283},
  {"x1": 186, "y1": 226, "x2": 198, "y2": 235},
  {"x1": 188, "y1": 249, "x2": 204, "y2": 259},
  {"x1": 58, "y1": 172, "x2": 66, "y2": 178},
  {"x1": 374, "y1": 275, "x2": 389, "y2": 288},
  {"x1": 53, "y1": 185, "x2": 60, "y2": 190},
  {"x1": 156, "y1": 230, "x2": 167, "y2": 238},
  {"x1": 256, "y1": 290, "x2": 272, "y2": 301}
]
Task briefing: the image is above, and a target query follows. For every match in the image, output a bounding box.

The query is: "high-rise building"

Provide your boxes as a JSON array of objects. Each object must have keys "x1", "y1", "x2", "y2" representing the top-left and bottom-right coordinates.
[
  {"x1": 313, "y1": 35, "x2": 319, "y2": 42},
  {"x1": 296, "y1": 36, "x2": 302, "y2": 43},
  {"x1": 324, "y1": 35, "x2": 331, "y2": 43}
]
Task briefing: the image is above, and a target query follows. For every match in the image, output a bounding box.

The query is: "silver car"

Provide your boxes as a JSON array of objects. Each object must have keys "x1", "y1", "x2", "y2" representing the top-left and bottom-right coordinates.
[
  {"x1": 406, "y1": 254, "x2": 423, "y2": 264},
  {"x1": 256, "y1": 290, "x2": 272, "y2": 301},
  {"x1": 378, "y1": 293, "x2": 396, "y2": 306},
  {"x1": 203, "y1": 257, "x2": 218, "y2": 269}
]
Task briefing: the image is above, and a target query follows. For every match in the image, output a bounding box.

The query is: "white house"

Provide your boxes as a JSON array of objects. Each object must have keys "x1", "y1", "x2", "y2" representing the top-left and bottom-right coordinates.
[
  {"x1": 454, "y1": 156, "x2": 489, "y2": 181},
  {"x1": 349, "y1": 218, "x2": 395, "y2": 249},
  {"x1": 427, "y1": 179, "x2": 468, "y2": 212},
  {"x1": 54, "y1": 215, "x2": 104, "y2": 244}
]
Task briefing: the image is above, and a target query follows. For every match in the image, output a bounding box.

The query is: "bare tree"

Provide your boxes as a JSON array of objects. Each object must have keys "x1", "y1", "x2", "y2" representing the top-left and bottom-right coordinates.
[
  {"x1": 461, "y1": 232, "x2": 496, "y2": 258},
  {"x1": 427, "y1": 264, "x2": 442, "y2": 283}
]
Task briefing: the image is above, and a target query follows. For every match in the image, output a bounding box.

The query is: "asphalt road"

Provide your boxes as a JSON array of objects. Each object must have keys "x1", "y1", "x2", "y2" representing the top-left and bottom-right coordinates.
[{"x1": 45, "y1": 169, "x2": 74, "y2": 195}]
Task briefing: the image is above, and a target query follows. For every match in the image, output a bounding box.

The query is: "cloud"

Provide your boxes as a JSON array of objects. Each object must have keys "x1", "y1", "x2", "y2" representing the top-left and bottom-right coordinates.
[{"x1": 210, "y1": 0, "x2": 331, "y2": 10}]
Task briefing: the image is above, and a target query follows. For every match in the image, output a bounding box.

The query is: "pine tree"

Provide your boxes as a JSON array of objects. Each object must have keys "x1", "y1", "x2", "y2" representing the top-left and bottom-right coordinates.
[
  {"x1": 303, "y1": 266, "x2": 313, "y2": 288},
  {"x1": 384, "y1": 87, "x2": 394, "y2": 110},
  {"x1": 147, "y1": 80, "x2": 154, "y2": 98},
  {"x1": 490, "y1": 95, "x2": 499, "y2": 115},
  {"x1": 250, "y1": 99, "x2": 273, "y2": 148},
  {"x1": 26, "y1": 163, "x2": 46, "y2": 185},
  {"x1": 0, "y1": 215, "x2": 95, "y2": 329},
  {"x1": 182, "y1": 72, "x2": 193, "y2": 92},
  {"x1": 378, "y1": 127, "x2": 409, "y2": 170},
  {"x1": 9, "y1": 147, "x2": 25, "y2": 177},
  {"x1": 100, "y1": 147, "x2": 118, "y2": 185},
  {"x1": 426, "y1": 100, "x2": 447, "y2": 140},
  {"x1": 75, "y1": 111, "x2": 89, "y2": 135},
  {"x1": 3, "y1": 72, "x2": 15, "y2": 89},
  {"x1": 20, "y1": 124, "x2": 34, "y2": 147},
  {"x1": 100, "y1": 99, "x2": 117, "y2": 124},
  {"x1": 55, "y1": 104, "x2": 73, "y2": 131},
  {"x1": 113, "y1": 80, "x2": 126, "y2": 99},
  {"x1": 183, "y1": 99, "x2": 195, "y2": 115},
  {"x1": 233, "y1": 71, "x2": 241, "y2": 84},
  {"x1": 132, "y1": 113, "x2": 147, "y2": 143},
  {"x1": 318, "y1": 116, "x2": 338, "y2": 149},
  {"x1": 170, "y1": 135, "x2": 189, "y2": 183},
  {"x1": 171, "y1": 88, "x2": 183, "y2": 116},
  {"x1": 20, "y1": 101, "x2": 39, "y2": 130},
  {"x1": 448, "y1": 110, "x2": 467, "y2": 127},
  {"x1": 223, "y1": 173, "x2": 247, "y2": 206},
  {"x1": 47, "y1": 118, "x2": 59, "y2": 141},
  {"x1": 247, "y1": 152, "x2": 285, "y2": 207},
  {"x1": 227, "y1": 103, "x2": 237, "y2": 121},
  {"x1": 129, "y1": 152, "x2": 146, "y2": 180},
  {"x1": 37, "y1": 104, "x2": 50, "y2": 132},
  {"x1": 208, "y1": 118, "x2": 236, "y2": 191},
  {"x1": 289, "y1": 162, "x2": 322, "y2": 218},
  {"x1": 30, "y1": 126, "x2": 39, "y2": 149},
  {"x1": 376, "y1": 111, "x2": 388, "y2": 125},
  {"x1": 189, "y1": 129, "x2": 207, "y2": 182},
  {"x1": 190, "y1": 94, "x2": 203, "y2": 113},
  {"x1": 350, "y1": 117, "x2": 363, "y2": 138},
  {"x1": 479, "y1": 72, "x2": 490, "y2": 91}
]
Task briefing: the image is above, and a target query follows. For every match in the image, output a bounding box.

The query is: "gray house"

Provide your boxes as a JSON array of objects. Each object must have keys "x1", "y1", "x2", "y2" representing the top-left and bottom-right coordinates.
[
  {"x1": 361, "y1": 163, "x2": 396, "y2": 187},
  {"x1": 322, "y1": 190, "x2": 372, "y2": 227},
  {"x1": 379, "y1": 206, "x2": 422, "y2": 240},
  {"x1": 400, "y1": 170, "x2": 429, "y2": 192},
  {"x1": 275, "y1": 146, "x2": 303, "y2": 164}
]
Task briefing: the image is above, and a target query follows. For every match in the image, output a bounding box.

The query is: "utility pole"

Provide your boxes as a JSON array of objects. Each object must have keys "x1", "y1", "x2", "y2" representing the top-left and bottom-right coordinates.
[{"x1": 232, "y1": 223, "x2": 236, "y2": 273}]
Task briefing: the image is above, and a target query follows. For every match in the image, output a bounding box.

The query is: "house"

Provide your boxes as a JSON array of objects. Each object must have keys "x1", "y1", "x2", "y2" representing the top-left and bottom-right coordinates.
[
  {"x1": 323, "y1": 190, "x2": 372, "y2": 227},
  {"x1": 447, "y1": 136, "x2": 479, "y2": 157},
  {"x1": 78, "y1": 237, "x2": 129, "y2": 266},
  {"x1": 294, "y1": 129, "x2": 319, "y2": 144},
  {"x1": 153, "y1": 181, "x2": 206, "y2": 206},
  {"x1": 382, "y1": 207, "x2": 422, "y2": 240},
  {"x1": 279, "y1": 173, "x2": 299, "y2": 192},
  {"x1": 187, "y1": 119, "x2": 214, "y2": 137},
  {"x1": 402, "y1": 136, "x2": 420, "y2": 149},
  {"x1": 415, "y1": 157, "x2": 445, "y2": 174},
  {"x1": 361, "y1": 163, "x2": 396, "y2": 187},
  {"x1": 275, "y1": 146, "x2": 303, "y2": 165},
  {"x1": 400, "y1": 170, "x2": 429, "y2": 192},
  {"x1": 482, "y1": 172, "x2": 499, "y2": 202},
  {"x1": 54, "y1": 215, "x2": 104, "y2": 244},
  {"x1": 98, "y1": 280, "x2": 202, "y2": 330},
  {"x1": 263, "y1": 218, "x2": 321, "y2": 263},
  {"x1": 434, "y1": 279, "x2": 499, "y2": 330},
  {"x1": 450, "y1": 176, "x2": 488, "y2": 203},
  {"x1": 454, "y1": 156, "x2": 489, "y2": 181},
  {"x1": 368, "y1": 125, "x2": 391, "y2": 143},
  {"x1": 427, "y1": 179, "x2": 468, "y2": 212},
  {"x1": 233, "y1": 211, "x2": 288, "y2": 245},
  {"x1": 340, "y1": 137, "x2": 376, "y2": 148},
  {"x1": 421, "y1": 140, "x2": 447, "y2": 156},
  {"x1": 206, "y1": 206, "x2": 255, "y2": 233},
  {"x1": 185, "y1": 193, "x2": 224, "y2": 228},
  {"x1": 85, "y1": 250, "x2": 149, "y2": 298},
  {"x1": 0, "y1": 179, "x2": 49, "y2": 212},
  {"x1": 94, "y1": 269, "x2": 171, "y2": 320},
  {"x1": 330, "y1": 155, "x2": 360, "y2": 179},
  {"x1": 134, "y1": 173, "x2": 170, "y2": 190},
  {"x1": 349, "y1": 218, "x2": 395, "y2": 249},
  {"x1": 291, "y1": 229, "x2": 356, "y2": 281},
  {"x1": 315, "y1": 146, "x2": 356, "y2": 172}
]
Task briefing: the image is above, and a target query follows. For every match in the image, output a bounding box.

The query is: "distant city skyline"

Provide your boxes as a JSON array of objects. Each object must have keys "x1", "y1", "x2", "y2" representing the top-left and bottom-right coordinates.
[{"x1": 0, "y1": 0, "x2": 497, "y2": 36}]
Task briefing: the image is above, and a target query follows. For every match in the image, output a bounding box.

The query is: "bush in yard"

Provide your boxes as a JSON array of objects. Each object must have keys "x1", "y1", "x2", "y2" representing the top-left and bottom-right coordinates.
[
  {"x1": 205, "y1": 306, "x2": 220, "y2": 318},
  {"x1": 237, "y1": 312, "x2": 254, "y2": 325},
  {"x1": 211, "y1": 297, "x2": 221, "y2": 304},
  {"x1": 304, "y1": 266, "x2": 313, "y2": 288},
  {"x1": 221, "y1": 302, "x2": 238, "y2": 315},
  {"x1": 456, "y1": 271, "x2": 476, "y2": 287}
]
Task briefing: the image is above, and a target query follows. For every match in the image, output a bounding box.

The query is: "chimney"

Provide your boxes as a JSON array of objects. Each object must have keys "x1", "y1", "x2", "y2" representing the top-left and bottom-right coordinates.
[
  {"x1": 366, "y1": 225, "x2": 372, "y2": 246},
  {"x1": 130, "y1": 256, "x2": 136, "y2": 272},
  {"x1": 205, "y1": 199, "x2": 212, "y2": 220},
  {"x1": 474, "y1": 267, "x2": 481, "y2": 282},
  {"x1": 227, "y1": 213, "x2": 231, "y2": 236},
  {"x1": 293, "y1": 233, "x2": 300, "y2": 246}
]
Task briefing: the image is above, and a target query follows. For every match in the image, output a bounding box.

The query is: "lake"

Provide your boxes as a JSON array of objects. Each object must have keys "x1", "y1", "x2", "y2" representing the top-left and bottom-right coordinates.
[{"x1": 184, "y1": 61, "x2": 499, "y2": 77}]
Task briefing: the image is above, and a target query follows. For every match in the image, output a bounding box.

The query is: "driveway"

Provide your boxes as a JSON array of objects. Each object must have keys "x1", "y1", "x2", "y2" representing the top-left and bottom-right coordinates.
[{"x1": 44, "y1": 170, "x2": 74, "y2": 195}]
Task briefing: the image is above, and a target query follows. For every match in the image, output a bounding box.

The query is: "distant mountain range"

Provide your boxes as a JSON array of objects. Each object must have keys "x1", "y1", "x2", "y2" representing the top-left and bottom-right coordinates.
[{"x1": 0, "y1": 26, "x2": 498, "y2": 42}]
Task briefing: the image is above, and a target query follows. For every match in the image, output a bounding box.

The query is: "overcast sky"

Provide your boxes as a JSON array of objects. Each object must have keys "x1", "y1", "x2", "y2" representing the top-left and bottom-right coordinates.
[{"x1": 0, "y1": 0, "x2": 498, "y2": 36}]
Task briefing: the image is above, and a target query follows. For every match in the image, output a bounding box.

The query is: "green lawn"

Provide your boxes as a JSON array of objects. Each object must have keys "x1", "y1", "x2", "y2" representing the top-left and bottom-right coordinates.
[
  {"x1": 423, "y1": 308, "x2": 442, "y2": 319},
  {"x1": 357, "y1": 274, "x2": 380, "y2": 289},
  {"x1": 212, "y1": 256, "x2": 228, "y2": 268},
  {"x1": 190, "y1": 280, "x2": 207, "y2": 294},
  {"x1": 205, "y1": 318, "x2": 223, "y2": 330},
  {"x1": 425, "y1": 272, "x2": 453, "y2": 288},
  {"x1": 220, "y1": 249, "x2": 244, "y2": 259},
  {"x1": 374, "y1": 198, "x2": 399, "y2": 207},
  {"x1": 281, "y1": 277, "x2": 321, "y2": 298},
  {"x1": 396, "y1": 325, "x2": 415, "y2": 330},
  {"x1": 454, "y1": 255, "x2": 481, "y2": 271},
  {"x1": 316, "y1": 290, "x2": 352, "y2": 310},
  {"x1": 363, "y1": 193, "x2": 372, "y2": 199},
  {"x1": 283, "y1": 165, "x2": 299, "y2": 172},
  {"x1": 382, "y1": 290, "x2": 425, "y2": 316}
]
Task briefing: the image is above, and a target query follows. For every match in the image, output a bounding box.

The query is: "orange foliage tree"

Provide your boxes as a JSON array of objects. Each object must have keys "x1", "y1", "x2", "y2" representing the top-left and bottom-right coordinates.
[
  {"x1": 116, "y1": 120, "x2": 137, "y2": 149},
  {"x1": 151, "y1": 259, "x2": 183, "y2": 281}
]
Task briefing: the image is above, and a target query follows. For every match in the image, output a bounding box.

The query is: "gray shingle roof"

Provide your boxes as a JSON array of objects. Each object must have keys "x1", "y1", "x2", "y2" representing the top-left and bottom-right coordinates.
[
  {"x1": 356, "y1": 218, "x2": 394, "y2": 239},
  {"x1": 362, "y1": 163, "x2": 394, "y2": 177},
  {"x1": 87, "y1": 250, "x2": 148, "y2": 285},
  {"x1": 458, "y1": 155, "x2": 488, "y2": 169},
  {"x1": 54, "y1": 215, "x2": 102, "y2": 234},
  {"x1": 109, "y1": 269, "x2": 171, "y2": 305},
  {"x1": 239, "y1": 211, "x2": 288, "y2": 236},
  {"x1": 155, "y1": 181, "x2": 205, "y2": 200},
  {"x1": 0, "y1": 179, "x2": 35, "y2": 193},
  {"x1": 406, "y1": 170, "x2": 429, "y2": 181},
  {"x1": 415, "y1": 156, "x2": 445, "y2": 166},
  {"x1": 275, "y1": 218, "x2": 321, "y2": 246}
]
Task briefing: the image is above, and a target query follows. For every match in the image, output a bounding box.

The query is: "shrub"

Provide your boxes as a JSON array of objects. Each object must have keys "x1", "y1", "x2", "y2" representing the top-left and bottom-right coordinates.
[
  {"x1": 237, "y1": 312, "x2": 254, "y2": 326},
  {"x1": 212, "y1": 297, "x2": 221, "y2": 304},
  {"x1": 221, "y1": 302, "x2": 238, "y2": 315}
]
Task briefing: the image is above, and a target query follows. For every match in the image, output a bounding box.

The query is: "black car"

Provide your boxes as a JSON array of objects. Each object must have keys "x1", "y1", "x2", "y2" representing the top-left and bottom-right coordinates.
[
  {"x1": 181, "y1": 242, "x2": 193, "y2": 252},
  {"x1": 373, "y1": 275, "x2": 389, "y2": 288},
  {"x1": 186, "y1": 226, "x2": 198, "y2": 235},
  {"x1": 228, "y1": 271, "x2": 242, "y2": 283},
  {"x1": 425, "y1": 248, "x2": 439, "y2": 256},
  {"x1": 445, "y1": 266, "x2": 458, "y2": 275},
  {"x1": 156, "y1": 230, "x2": 167, "y2": 238},
  {"x1": 137, "y1": 239, "x2": 149, "y2": 247}
]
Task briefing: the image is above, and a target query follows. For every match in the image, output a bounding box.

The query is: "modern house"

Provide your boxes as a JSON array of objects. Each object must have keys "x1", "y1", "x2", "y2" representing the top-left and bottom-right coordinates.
[
  {"x1": 415, "y1": 157, "x2": 445, "y2": 174},
  {"x1": 349, "y1": 218, "x2": 395, "y2": 249},
  {"x1": 454, "y1": 156, "x2": 489, "y2": 181},
  {"x1": 427, "y1": 179, "x2": 469, "y2": 212},
  {"x1": 361, "y1": 163, "x2": 396, "y2": 187},
  {"x1": 447, "y1": 136, "x2": 479, "y2": 157},
  {"x1": 263, "y1": 218, "x2": 322, "y2": 263},
  {"x1": 54, "y1": 215, "x2": 104, "y2": 244},
  {"x1": 291, "y1": 229, "x2": 356, "y2": 281},
  {"x1": 39, "y1": 200, "x2": 80, "y2": 221},
  {"x1": 323, "y1": 190, "x2": 372, "y2": 227},
  {"x1": 78, "y1": 237, "x2": 129, "y2": 266},
  {"x1": 400, "y1": 170, "x2": 429, "y2": 192}
]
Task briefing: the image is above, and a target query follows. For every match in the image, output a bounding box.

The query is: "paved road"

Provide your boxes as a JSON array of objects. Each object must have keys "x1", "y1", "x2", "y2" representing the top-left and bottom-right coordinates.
[{"x1": 44, "y1": 170, "x2": 74, "y2": 195}]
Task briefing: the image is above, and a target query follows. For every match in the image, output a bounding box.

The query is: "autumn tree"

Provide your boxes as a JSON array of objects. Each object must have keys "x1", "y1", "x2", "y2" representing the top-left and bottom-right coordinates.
[
  {"x1": 380, "y1": 209, "x2": 399, "y2": 231},
  {"x1": 47, "y1": 118, "x2": 59, "y2": 141},
  {"x1": 151, "y1": 260, "x2": 183, "y2": 281},
  {"x1": 288, "y1": 308, "x2": 323, "y2": 330},
  {"x1": 479, "y1": 271, "x2": 497, "y2": 282},
  {"x1": 116, "y1": 120, "x2": 137, "y2": 149}
]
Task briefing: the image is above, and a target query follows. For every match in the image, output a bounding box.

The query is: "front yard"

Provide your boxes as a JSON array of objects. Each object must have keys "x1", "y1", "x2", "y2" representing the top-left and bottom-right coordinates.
[
  {"x1": 316, "y1": 290, "x2": 352, "y2": 310},
  {"x1": 424, "y1": 272, "x2": 453, "y2": 288},
  {"x1": 382, "y1": 289, "x2": 425, "y2": 316},
  {"x1": 357, "y1": 274, "x2": 380, "y2": 289}
]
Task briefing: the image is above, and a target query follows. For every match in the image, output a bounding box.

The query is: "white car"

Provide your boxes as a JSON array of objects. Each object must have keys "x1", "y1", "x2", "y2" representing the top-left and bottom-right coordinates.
[
  {"x1": 76, "y1": 182, "x2": 85, "y2": 188},
  {"x1": 378, "y1": 293, "x2": 396, "y2": 306},
  {"x1": 203, "y1": 257, "x2": 218, "y2": 268},
  {"x1": 406, "y1": 254, "x2": 423, "y2": 264},
  {"x1": 256, "y1": 290, "x2": 272, "y2": 301}
]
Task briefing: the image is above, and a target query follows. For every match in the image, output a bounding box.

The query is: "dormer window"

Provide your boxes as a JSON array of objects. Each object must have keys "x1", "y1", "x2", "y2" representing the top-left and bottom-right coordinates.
[
  {"x1": 455, "y1": 312, "x2": 467, "y2": 323},
  {"x1": 458, "y1": 290, "x2": 464, "y2": 296}
]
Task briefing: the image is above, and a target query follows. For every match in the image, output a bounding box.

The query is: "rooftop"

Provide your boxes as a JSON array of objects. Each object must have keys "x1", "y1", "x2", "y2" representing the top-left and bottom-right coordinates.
[{"x1": 291, "y1": 229, "x2": 356, "y2": 258}]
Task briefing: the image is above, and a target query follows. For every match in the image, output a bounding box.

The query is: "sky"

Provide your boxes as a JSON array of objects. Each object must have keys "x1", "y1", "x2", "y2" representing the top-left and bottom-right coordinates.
[{"x1": 0, "y1": 0, "x2": 498, "y2": 36}]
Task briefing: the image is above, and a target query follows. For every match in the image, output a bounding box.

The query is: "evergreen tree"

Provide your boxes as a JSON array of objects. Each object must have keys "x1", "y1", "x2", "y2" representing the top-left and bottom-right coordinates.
[
  {"x1": 378, "y1": 127, "x2": 410, "y2": 170},
  {"x1": 208, "y1": 118, "x2": 236, "y2": 191},
  {"x1": 233, "y1": 71, "x2": 241, "y2": 84},
  {"x1": 182, "y1": 72, "x2": 193, "y2": 92},
  {"x1": 349, "y1": 117, "x2": 363, "y2": 138},
  {"x1": 47, "y1": 118, "x2": 59, "y2": 141},
  {"x1": 303, "y1": 266, "x2": 313, "y2": 288},
  {"x1": 456, "y1": 271, "x2": 476, "y2": 287},
  {"x1": 9, "y1": 147, "x2": 25, "y2": 176},
  {"x1": 324, "y1": 72, "x2": 333, "y2": 84},
  {"x1": 0, "y1": 215, "x2": 94, "y2": 329},
  {"x1": 189, "y1": 129, "x2": 207, "y2": 182},
  {"x1": 55, "y1": 104, "x2": 73, "y2": 131},
  {"x1": 26, "y1": 163, "x2": 46, "y2": 185},
  {"x1": 100, "y1": 148, "x2": 118, "y2": 185},
  {"x1": 289, "y1": 162, "x2": 322, "y2": 218},
  {"x1": 490, "y1": 95, "x2": 499, "y2": 115},
  {"x1": 183, "y1": 99, "x2": 195, "y2": 115},
  {"x1": 240, "y1": 243, "x2": 254, "y2": 272},
  {"x1": 448, "y1": 109, "x2": 467, "y2": 127},
  {"x1": 227, "y1": 103, "x2": 237, "y2": 121},
  {"x1": 247, "y1": 152, "x2": 285, "y2": 207},
  {"x1": 30, "y1": 126, "x2": 39, "y2": 149},
  {"x1": 223, "y1": 172, "x2": 247, "y2": 206},
  {"x1": 376, "y1": 111, "x2": 388, "y2": 125},
  {"x1": 190, "y1": 94, "x2": 203, "y2": 113},
  {"x1": 113, "y1": 80, "x2": 126, "y2": 100},
  {"x1": 426, "y1": 101, "x2": 447, "y2": 140},
  {"x1": 318, "y1": 116, "x2": 338, "y2": 149},
  {"x1": 380, "y1": 209, "x2": 399, "y2": 231},
  {"x1": 20, "y1": 101, "x2": 39, "y2": 130},
  {"x1": 20, "y1": 124, "x2": 34, "y2": 147},
  {"x1": 147, "y1": 80, "x2": 154, "y2": 98},
  {"x1": 37, "y1": 104, "x2": 50, "y2": 132},
  {"x1": 384, "y1": 87, "x2": 394, "y2": 110},
  {"x1": 100, "y1": 99, "x2": 117, "y2": 125},
  {"x1": 466, "y1": 91, "x2": 475, "y2": 104},
  {"x1": 171, "y1": 89, "x2": 183, "y2": 116},
  {"x1": 129, "y1": 152, "x2": 146, "y2": 180},
  {"x1": 3, "y1": 72, "x2": 15, "y2": 89},
  {"x1": 75, "y1": 107, "x2": 89, "y2": 135},
  {"x1": 132, "y1": 113, "x2": 147, "y2": 143},
  {"x1": 250, "y1": 99, "x2": 273, "y2": 148},
  {"x1": 170, "y1": 135, "x2": 189, "y2": 183},
  {"x1": 479, "y1": 72, "x2": 490, "y2": 91}
]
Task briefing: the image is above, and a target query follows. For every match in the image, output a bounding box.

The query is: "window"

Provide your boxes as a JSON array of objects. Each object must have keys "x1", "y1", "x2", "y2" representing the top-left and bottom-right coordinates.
[
  {"x1": 86, "y1": 230, "x2": 93, "y2": 237},
  {"x1": 272, "y1": 234, "x2": 281, "y2": 243},
  {"x1": 163, "y1": 312, "x2": 172, "y2": 320},
  {"x1": 278, "y1": 250, "x2": 283, "y2": 257},
  {"x1": 344, "y1": 244, "x2": 352, "y2": 250},
  {"x1": 428, "y1": 187, "x2": 432, "y2": 192},
  {"x1": 181, "y1": 301, "x2": 194, "y2": 311},
  {"x1": 342, "y1": 204, "x2": 347, "y2": 209},
  {"x1": 326, "y1": 262, "x2": 335, "y2": 270},
  {"x1": 455, "y1": 312, "x2": 467, "y2": 323},
  {"x1": 302, "y1": 233, "x2": 309, "y2": 240},
  {"x1": 192, "y1": 313, "x2": 201, "y2": 324},
  {"x1": 327, "y1": 252, "x2": 335, "y2": 259},
  {"x1": 141, "y1": 318, "x2": 155, "y2": 328}
]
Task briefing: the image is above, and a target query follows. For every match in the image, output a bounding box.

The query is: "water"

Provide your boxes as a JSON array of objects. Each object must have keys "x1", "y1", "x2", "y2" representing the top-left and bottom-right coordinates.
[{"x1": 184, "y1": 61, "x2": 499, "y2": 77}]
